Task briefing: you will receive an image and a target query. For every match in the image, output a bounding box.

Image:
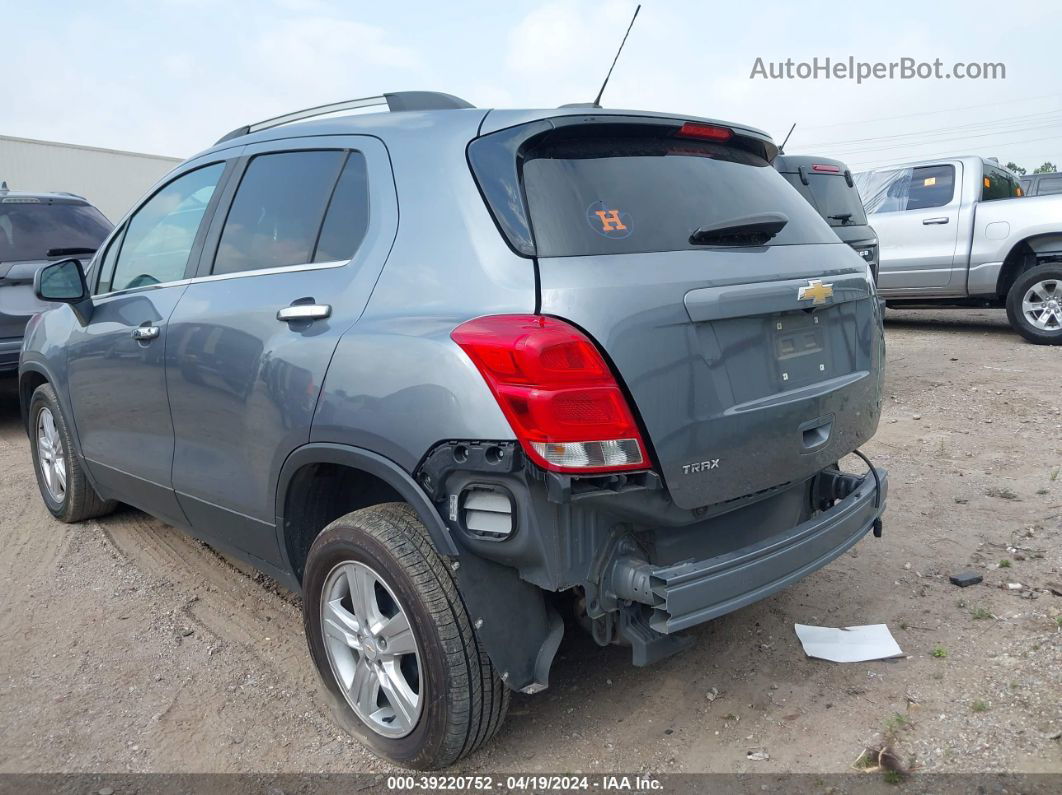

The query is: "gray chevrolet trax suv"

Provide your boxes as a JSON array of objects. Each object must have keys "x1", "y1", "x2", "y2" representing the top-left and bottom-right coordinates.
[{"x1": 20, "y1": 92, "x2": 887, "y2": 769}]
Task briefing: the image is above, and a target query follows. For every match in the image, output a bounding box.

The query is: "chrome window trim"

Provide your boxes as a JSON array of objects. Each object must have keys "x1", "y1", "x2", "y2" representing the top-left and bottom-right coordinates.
[{"x1": 93, "y1": 258, "x2": 349, "y2": 300}]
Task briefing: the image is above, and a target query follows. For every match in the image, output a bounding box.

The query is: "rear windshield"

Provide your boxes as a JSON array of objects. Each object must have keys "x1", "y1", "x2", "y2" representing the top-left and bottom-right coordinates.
[
  {"x1": 0, "y1": 200, "x2": 111, "y2": 262},
  {"x1": 520, "y1": 135, "x2": 837, "y2": 257},
  {"x1": 780, "y1": 172, "x2": 868, "y2": 227}
]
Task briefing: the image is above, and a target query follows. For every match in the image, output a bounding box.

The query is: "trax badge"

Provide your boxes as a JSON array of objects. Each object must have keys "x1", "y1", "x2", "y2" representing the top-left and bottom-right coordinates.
[
  {"x1": 798, "y1": 279, "x2": 834, "y2": 305},
  {"x1": 682, "y1": 458, "x2": 720, "y2": 475}
]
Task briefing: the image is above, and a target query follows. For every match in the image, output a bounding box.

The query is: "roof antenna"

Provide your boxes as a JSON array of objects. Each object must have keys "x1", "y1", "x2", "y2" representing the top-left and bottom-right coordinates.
[
  {"x1": 777, "y1": 122, "x2": 796, "y2": 155},
  {"x1": 592, "y1": 4, "x2": 641, "y2": 108}
]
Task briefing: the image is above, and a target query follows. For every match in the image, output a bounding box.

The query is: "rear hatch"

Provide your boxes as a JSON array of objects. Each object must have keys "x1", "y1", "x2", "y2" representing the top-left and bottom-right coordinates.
[{"x1": 470, "y1": 116, "x2": 883, "y2": 509}]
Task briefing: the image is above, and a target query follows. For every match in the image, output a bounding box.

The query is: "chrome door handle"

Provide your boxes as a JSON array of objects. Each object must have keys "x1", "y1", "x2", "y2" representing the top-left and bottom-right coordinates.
[
  {"x1": 132, "y1": 325, "x2": 160, "y2": 341},
  {"x1": 922, "y1": 216, "x2": 950, "y2": 225},
  {"x1": 277, "y1": 304, "x2": 331, "y2": 322}
]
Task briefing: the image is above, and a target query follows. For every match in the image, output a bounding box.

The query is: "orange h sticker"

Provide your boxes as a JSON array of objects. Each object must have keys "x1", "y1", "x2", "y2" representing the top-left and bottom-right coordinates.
[{"x1": 594, "y1": 209, "x2": 627, "y2": 232}]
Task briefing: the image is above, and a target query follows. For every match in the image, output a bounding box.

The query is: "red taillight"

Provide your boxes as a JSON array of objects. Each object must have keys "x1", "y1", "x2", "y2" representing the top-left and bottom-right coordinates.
[
  {"x1": 451, "y1": 315, "x2": 649, "y2": 474},
  {"x1": 812, "y1": 163, "x2": 841, "y2": 173},
  {"x1": 676, "y1": 122, "x2": 733, "y2": 142}
]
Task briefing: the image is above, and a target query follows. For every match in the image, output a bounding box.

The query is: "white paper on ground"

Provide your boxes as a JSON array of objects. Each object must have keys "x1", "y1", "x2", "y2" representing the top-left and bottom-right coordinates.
[{"x1": 794, "y1": 623, "x2": 904, "y2": 663}]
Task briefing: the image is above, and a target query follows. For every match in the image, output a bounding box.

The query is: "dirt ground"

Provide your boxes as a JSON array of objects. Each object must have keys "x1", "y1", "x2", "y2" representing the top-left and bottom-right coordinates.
[{"x1": 0, "y1": 307, "x2": 1059, "y2": 777}]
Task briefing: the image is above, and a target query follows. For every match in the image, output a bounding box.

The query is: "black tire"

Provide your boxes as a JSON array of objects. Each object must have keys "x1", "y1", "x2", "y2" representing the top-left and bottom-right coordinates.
[
  {"x1": 1006, "y1": 263, "x2": 1062, "y2": 345},
  {"x1": 303, "y1": 502, "x2": 509, "y2": 769},
  {"x1": 27, "y1": 383, "x2": 117, "y2": 523}
]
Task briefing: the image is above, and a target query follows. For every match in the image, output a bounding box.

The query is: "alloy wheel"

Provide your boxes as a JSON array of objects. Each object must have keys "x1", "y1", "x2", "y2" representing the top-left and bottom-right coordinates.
[
  {"x1": 1021, "y1": 279, "x2": 1062, "y2": 331},
  {"x1": 320, "y1": 560, "x2": 423, "y2": 738},
  {"x1": 36, "y1": 407, "x2": 67, "y2": 503}
]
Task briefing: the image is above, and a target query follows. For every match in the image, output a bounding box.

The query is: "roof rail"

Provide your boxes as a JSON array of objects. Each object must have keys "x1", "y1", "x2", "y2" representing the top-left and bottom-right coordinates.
[{"x1": 214, "y1": 91, "x2": 475, "y2": 145}]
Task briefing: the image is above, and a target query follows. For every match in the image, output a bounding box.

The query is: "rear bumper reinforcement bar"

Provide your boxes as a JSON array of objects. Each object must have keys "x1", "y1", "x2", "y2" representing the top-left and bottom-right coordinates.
[{"x1": 611, "y1": 467, "x2": 888, "y2": 634}]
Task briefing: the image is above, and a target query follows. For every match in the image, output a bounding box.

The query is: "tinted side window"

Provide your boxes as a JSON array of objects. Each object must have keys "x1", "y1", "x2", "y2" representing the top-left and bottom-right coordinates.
[
  {"x1": 313, "y1": 152, "x2": 370, "y2": 263},
  {"x1": 1037, "y1": 175, "x2": 1062, "y2": 196},
  {"x1": 855, "y1": 164, "x2": 955, "y2": 214},
  {"x1": 103, "y1": 164, "x2": 224, "y2": 293},
  {"x1": 982, "y1": 166, "x2": 1021, "y2": 201},
  {"x1": 905, "y1": 165, "x2": 955, "y2": 210},
  {"x1": 1019, "y1": 177, "x2": 1033, "y2": 195},
  {"x1": 212, "y1": 150, "x2": 345, "y2": 276}
]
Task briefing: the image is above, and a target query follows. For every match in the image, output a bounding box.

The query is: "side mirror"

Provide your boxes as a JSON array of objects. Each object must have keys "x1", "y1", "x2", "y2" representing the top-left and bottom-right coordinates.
[{"x1": 34, "y1": 258, "x2": 87, "y2": 303}]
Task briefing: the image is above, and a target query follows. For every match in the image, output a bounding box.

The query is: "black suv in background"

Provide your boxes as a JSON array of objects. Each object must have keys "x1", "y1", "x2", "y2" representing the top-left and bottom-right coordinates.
[
  {"x1": 0, "y1": 185, "x2": 112, "y2": 372},
  {"x1": 774, "y1": 155, "x2": 879, "y2": 281}
]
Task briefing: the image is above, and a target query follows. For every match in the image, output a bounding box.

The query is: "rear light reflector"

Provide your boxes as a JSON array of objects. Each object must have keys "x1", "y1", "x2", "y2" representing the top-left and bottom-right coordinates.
[
  {"x1": 676, "y1": 122, "x2": 733, "y2": 142},
  {"x1": 812, "y1": 163, "x2": 841, "y2": 173},
  {"x1": 451, "y1": 315, "x2": 649, "y2": 474},
  {"x1": 531, "y1": 439, "x2": 643, "y2": 469}
]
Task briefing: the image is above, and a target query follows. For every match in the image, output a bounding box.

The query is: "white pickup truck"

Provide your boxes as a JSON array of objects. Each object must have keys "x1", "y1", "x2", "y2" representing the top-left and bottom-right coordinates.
[{"x1": 854, "y1": 156, "x2": 1062, "y2": 344}]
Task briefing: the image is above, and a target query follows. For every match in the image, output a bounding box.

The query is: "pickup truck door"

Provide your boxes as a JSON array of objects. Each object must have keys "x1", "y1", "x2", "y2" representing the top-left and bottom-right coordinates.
[{"x1": 868, "y1": 161, "x2": 962, "y2": 291}]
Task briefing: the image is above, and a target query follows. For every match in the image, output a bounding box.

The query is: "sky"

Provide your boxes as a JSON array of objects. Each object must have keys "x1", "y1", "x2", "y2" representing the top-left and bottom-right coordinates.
[{"x1": 2, "y1": 0, "x2": 1059, "y2": 173}]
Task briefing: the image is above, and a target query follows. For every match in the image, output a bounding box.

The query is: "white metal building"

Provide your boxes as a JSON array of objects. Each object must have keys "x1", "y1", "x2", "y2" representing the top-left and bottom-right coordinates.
[{"x1": 0, "y1": 135, "x2": 182, "y2": 222}]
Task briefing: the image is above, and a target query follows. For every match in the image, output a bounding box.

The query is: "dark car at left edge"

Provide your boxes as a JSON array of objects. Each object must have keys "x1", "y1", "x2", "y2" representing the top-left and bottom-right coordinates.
[{"x1": 0, "y1": 183, "x2": 112, "y2": 373}]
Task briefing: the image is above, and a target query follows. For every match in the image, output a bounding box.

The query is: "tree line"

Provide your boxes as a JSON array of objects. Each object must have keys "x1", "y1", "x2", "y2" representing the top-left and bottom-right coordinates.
[{"x1": 1005, "y1": 161, "x2": 1057, "y2": 176}]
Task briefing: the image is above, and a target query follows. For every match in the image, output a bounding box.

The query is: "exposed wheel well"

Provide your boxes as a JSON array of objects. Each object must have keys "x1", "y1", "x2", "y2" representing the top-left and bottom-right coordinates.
[
  {"x1": 997, "y1": 236, "x2": 1062, "y2": 298},
  {"x1": 282, "y1": 462, "x2": 404, "y2": 582},
  {"x1": 18, "y1": 371, "x2": 48, "y2": 433}
]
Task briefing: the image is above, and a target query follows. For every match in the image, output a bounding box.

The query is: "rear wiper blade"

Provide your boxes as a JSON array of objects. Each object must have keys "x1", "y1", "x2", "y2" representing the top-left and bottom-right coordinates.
[
  {"x1": 47, "y1": 247, "x2": 97, "y2": 257},
  {"x1": 689, "y1": 212, "x2": 789, "y2": 247},
  {"x1": 828, "y1": 213, "x2": 854, "y2": 224}
]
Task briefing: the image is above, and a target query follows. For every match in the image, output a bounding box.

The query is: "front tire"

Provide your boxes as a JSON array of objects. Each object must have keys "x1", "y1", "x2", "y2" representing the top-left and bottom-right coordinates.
[
  {"x1": 302, "y1": 503, "x2": 508, "y2": 769},
  {"x1": 28, "y1": 383, "x2": 117, "y2": 523},
  {"x1": 1006, "y1": 264, "x2": 1062, "y2": 344}
]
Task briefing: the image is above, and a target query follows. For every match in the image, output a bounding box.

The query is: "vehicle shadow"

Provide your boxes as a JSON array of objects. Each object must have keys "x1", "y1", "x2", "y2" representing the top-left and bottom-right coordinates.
[
  {"x1": 0, "y1": 375, "x2": 22, "y2": 432},
  {"x1": 883, "y1": 308, "x2": 1014, "y2": 337}
]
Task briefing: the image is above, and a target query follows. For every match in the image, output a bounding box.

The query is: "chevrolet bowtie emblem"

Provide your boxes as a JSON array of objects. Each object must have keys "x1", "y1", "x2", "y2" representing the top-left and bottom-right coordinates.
[{"x1": 798, "y1": 279, "x2": 834, "y2": 305}]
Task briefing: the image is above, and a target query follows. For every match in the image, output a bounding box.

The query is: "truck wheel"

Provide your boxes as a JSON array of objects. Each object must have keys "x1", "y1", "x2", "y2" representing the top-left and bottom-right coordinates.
[
  {"x1": 28, "y1": 383, "x2": 117, "y2": 523},
  {"x1": 302, "y1": 503, "x2": 509, "y2": 769},
  {"x1": 1006, "y1": 264, "x2": 1062, "y2": 344}
]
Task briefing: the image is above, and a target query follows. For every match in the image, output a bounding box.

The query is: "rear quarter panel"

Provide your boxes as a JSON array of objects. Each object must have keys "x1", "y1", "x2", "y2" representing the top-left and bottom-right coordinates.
[
  {"x1": 968, "y1": 193, "x2": 1062, "y2": 295},
  {"x1": 311, "y1": 113, "x2": 528, "y2": 472}
]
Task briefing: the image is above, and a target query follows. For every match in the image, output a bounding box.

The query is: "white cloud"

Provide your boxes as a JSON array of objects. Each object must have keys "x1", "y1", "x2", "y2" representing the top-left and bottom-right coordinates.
[
  {"x1": 254, "y1": 17, "x2": 420, "y2": 78},
  {"x1": 504, "y1": 0, "x2": 640, "y2": 102},
  {"x1": 162, "y1": 53, "x2": 195, "y2": 79}
]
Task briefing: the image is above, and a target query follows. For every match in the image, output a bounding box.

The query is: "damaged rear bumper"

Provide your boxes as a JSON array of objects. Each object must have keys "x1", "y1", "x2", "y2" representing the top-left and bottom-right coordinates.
[{"x1": 611, "y1": 467, "x2": 888, "y2": 634}]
